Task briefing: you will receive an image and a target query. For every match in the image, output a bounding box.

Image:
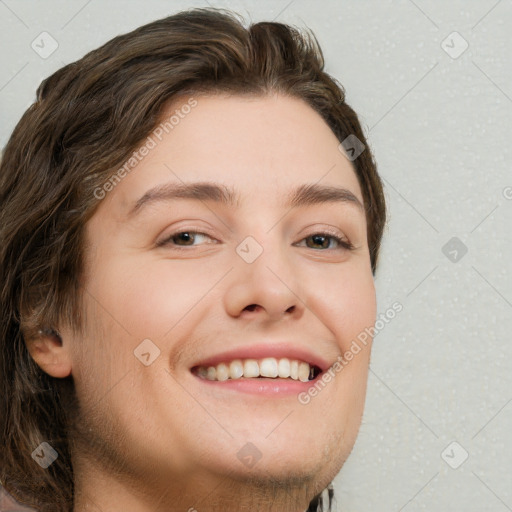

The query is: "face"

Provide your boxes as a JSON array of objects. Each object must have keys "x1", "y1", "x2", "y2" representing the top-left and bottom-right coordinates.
[{"x1": 59, "y1": 94, "x2": 376, "y2": 508}]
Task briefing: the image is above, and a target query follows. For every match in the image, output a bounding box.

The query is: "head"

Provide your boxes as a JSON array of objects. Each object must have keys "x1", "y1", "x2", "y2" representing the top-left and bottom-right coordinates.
[{"x1": 0, "y1": 8, "x2": 386, "y2": 512}]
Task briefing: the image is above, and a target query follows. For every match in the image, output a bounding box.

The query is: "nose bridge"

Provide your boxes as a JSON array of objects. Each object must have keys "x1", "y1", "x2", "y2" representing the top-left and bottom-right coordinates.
[{"x1": 235, "y1": 214, "x2": 287, "y2": 276}]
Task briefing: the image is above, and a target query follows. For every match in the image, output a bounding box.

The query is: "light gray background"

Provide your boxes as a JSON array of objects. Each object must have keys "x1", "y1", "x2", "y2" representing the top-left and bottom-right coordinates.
[{"x1": 1, "y1": 1, "x2": 511, "y2": 511}]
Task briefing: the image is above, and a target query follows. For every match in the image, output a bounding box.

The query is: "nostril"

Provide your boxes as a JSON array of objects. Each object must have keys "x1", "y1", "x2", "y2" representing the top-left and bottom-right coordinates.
[{"x1": 244, "y1": 304, "x2": 258, "y2": 312}]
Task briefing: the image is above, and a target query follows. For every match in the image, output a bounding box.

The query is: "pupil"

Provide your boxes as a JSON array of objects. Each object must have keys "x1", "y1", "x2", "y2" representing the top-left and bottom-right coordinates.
[
  {"x1": 311, "y1": 235, "x2": 328, "y2": 248},
  {"x1": 178, "y1": 232, "x2": 193, "y2": 245}
]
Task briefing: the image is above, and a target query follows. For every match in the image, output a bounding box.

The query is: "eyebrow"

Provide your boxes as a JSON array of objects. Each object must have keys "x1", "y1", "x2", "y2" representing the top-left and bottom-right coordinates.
[{"x1": 127, "y1": 181, "x2": 364, "y2": 219}]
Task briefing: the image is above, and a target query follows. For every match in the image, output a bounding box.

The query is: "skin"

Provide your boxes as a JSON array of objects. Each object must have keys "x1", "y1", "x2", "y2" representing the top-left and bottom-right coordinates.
[{"x1": 28, "y1": 93, "x2": 376, "y2": 512}]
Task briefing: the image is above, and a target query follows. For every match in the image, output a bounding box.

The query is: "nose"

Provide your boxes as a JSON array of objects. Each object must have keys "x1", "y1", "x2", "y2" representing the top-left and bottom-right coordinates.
[{"x1": 223, "y1": 239, "x2": 304, "y2": 323}]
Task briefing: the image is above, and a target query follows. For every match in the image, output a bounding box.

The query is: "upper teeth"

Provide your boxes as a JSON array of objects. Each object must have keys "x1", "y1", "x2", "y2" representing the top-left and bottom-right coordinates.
[{"x1": 195, "y1": 358, "x2": 315, "y2": 382}]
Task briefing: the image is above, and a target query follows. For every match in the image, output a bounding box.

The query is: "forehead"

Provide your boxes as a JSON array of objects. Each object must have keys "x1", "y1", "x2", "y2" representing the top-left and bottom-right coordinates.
[{"x1": 96, "y1": 93, "x2": 364, "y2": 218}]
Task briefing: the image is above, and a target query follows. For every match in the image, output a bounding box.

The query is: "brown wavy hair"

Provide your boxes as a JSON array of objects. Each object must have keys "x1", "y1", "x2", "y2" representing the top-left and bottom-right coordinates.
[{"x1": 0, "y1": 7, "x2": 386, "y2": 511}]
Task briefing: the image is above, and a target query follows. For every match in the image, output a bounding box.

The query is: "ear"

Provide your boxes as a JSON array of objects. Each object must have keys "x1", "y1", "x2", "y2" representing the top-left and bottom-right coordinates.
[{"x1": 25, "y1": 329, "x2": 72, "y2": 378}]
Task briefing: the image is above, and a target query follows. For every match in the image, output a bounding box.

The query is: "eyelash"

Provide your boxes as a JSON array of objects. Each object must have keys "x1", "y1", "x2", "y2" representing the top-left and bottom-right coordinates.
[{"x1": 157, "y1": 229, "x2": 355, "y2": 251}]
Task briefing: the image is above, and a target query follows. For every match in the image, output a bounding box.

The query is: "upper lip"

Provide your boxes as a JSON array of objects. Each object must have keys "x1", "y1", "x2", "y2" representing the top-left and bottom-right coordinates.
[{"x1": 189, "y1": 342, "x2": 331, "y2": 373}]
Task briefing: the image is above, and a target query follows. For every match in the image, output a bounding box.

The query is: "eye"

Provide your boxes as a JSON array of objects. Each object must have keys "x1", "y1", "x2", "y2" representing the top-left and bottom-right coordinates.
[
  {"x1": 157, "y1": 229, "x2": 354, "y2": 251},
  {"x1": 296, "y1": 231, "x2": 354, "y2": 251},
  {"x1": 157, "y1": 231, "x2": 217, "y2": 249}
]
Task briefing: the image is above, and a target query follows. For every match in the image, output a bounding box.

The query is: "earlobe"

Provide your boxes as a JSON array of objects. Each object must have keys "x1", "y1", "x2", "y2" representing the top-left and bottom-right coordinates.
[{"x1": 25, "y1": 328, "x2": 72, "y2": 378}]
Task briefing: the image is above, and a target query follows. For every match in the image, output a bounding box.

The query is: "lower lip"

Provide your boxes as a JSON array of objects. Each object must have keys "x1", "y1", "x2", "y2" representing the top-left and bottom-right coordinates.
[{"x1": 191, "y1": 374, "x2": 322, "y2": 396}]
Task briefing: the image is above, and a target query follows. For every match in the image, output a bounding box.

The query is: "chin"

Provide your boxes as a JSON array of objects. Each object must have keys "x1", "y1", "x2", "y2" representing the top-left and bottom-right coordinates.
[
  {"x1": 202, "y1": 425, "x2": 345, "y2": 483},
  {"x1": 209, "y1": 446, "x2": 341, "y2": 507}
]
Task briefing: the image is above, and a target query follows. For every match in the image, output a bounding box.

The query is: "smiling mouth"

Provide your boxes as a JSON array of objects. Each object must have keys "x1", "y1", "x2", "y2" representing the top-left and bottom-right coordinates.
[{"x1": 191, "y1": 357, "x2": 322, "y2": 382}]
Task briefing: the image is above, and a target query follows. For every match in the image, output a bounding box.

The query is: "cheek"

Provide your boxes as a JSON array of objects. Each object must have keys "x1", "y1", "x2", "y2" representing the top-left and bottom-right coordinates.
[
  {"x1": 87, "y1": 256, "x2": 218, "y2": 338},
  {"x1": 295, "y1": 260, "x2": 375, "y2": 415},
  {"x1": 306, "y1": 262, "x2": 376, "y2": 351}
]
